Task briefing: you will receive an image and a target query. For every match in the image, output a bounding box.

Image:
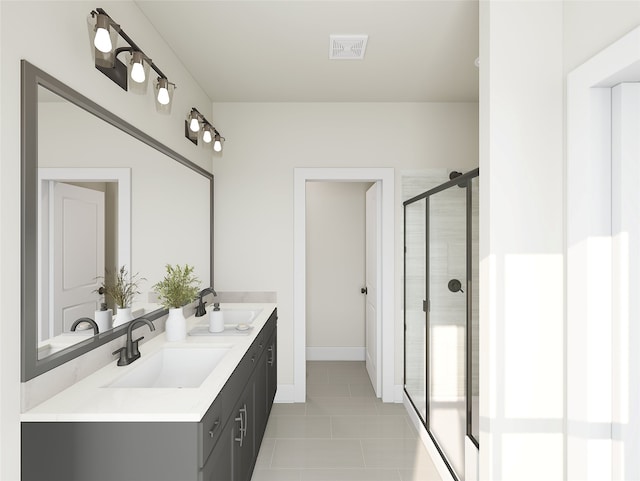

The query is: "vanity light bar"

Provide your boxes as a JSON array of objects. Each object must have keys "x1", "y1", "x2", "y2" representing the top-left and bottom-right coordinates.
[
  {"x1": 88, "y1": 8, "x2": 176, "y2": 114},
  {"x1": 185, "y1": 108, "x2": 225, "y2": 152}
]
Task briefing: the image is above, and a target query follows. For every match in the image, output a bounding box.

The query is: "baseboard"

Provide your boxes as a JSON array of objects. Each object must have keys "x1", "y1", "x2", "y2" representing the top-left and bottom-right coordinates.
[
  {"x1": 394, "y1": 384, "x2": 404, "y2": 403},
  {"x1": 274, "y1": 384, "x2": 295, "y2": 403},
  {"x1": 306, "y1": 347, "x2": 365, "y2": 361},
  {"x1": 403, "y1": 392, "x2": 456, "y2": 481}
]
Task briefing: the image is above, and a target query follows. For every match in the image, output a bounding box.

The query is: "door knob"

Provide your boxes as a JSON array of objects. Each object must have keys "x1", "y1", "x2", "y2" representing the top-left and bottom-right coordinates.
[
  {"x1": 447, "y1": 279, "x2": 464, "y2": 293},
  {"x1": 361, "y1": 287, "x2": 368, "y2": 294}
]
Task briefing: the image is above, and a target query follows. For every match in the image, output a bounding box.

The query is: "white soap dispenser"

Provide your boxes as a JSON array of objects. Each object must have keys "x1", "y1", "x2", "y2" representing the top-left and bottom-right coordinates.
[{"x1": 209, "y1": 303, "x2": 224, "y2": 333}]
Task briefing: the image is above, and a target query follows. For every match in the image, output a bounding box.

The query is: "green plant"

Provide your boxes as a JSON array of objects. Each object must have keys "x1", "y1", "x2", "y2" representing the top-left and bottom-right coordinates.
[
  {"x1": 98, "y1": 265, "x2": 144, "y2": 308},
  {"x1": 153, "y1": 264, "x2": 201, "y2": 309}
]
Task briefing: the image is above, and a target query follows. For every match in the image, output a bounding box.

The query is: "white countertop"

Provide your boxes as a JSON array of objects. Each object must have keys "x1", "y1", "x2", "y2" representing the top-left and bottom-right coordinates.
[{"x1": 21, "y1": 303, "x2": 277, "y2": 423}]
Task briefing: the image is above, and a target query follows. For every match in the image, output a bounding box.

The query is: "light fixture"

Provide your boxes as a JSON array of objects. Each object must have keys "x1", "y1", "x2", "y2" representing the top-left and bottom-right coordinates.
[
  {"x1": 155, "y1": 77, "x2": 175, "y2": 114},
  {"x1": 87, "y1": 8, "x2": 176, "y2": 112},
  {"x1": 185, "y1": 108, "x2": 225, "y2": 152},
  {"x1": 202, "y1": 125, "x2": 213, "y2": 144},
  {"x1": 189, "y1": 110, "x2": 201, "y2": 132},
  {"x1": 93, "y1": 14, "x2": 113, "y2": 53},
  {"x1": 130, "y1": 51, "x2": 146, "y2": 83},
  {"x1": 127, "y1": 50, "x2": 151, "y2": 95},
  {"x1": 213, "y1": 134, "x2": 224, "y2": 153}
]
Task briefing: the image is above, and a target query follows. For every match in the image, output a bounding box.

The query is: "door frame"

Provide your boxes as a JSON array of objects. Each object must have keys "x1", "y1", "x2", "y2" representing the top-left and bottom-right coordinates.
[
  {"x1": 566, "y1": 25, "x2": 640, "y2": 480},
  {"x1": 293, "y1": 168, "x2": 395, "y2": 402}
]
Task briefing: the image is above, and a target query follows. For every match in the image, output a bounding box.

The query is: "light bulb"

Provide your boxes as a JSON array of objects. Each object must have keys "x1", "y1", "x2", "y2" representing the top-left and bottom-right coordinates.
[
  {"x1": 157, "y1": 87, "x2": 170, "y2": 105},
  {"x1": 94, "y1": 15, "x2": 112, "y2": 53},
  {"x1": 157, "y1": 79, "x2": 170, "y2": 105},
  {"x1": 130, "y1": 52, "x2": 146, "y2": 83},
  {"x1": 213, "y1": 134, "x2": 223, "y2": 152},
  {"x1": 190, "y1": 116, "x2": 200, "y2": 132},
  {"x1": 94, "y1": 28, "x2": 112, "y2": 53},
  {"x1": 131, "y1": 62, "x2": 145, "y2": 83},
  {"x1": 203, "y1": 128, "x2": 213, "y2": 143}
]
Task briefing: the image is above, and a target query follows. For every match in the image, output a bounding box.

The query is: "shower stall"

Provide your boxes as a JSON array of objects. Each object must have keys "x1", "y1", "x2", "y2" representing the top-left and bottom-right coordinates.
[{"x1": 403, "y1": 168, "x2": 479, "y2": 481}]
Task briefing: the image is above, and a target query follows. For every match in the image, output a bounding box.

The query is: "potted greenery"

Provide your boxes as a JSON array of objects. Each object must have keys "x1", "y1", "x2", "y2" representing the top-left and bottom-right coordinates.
[
  {"x1": 98, "y1": 266, "x2": 145, "y2": 327},
  {"x1": 153, "y1": 264, "x2": 201, "y2": 341}
]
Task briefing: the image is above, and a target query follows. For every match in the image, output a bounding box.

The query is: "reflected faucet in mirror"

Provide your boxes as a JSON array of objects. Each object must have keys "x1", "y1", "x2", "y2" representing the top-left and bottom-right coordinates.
[
  {"x1": 70, "y1": 317, "x2": 99, "y2": 335},
  {"x1": 112, "y1": 317, "x2": 156, "y2": 366},
  {"x1": 195, "y1": 287, "x2": 217, "y2": 317}
]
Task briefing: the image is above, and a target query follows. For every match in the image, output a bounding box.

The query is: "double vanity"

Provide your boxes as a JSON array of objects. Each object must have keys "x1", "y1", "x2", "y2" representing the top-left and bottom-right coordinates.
[
  {"x1": 21, "y1": 303, "x2": 277, "y2": 481},
  {"x1": 19, "y1": 61, "x2": 274, "y2": 481}
]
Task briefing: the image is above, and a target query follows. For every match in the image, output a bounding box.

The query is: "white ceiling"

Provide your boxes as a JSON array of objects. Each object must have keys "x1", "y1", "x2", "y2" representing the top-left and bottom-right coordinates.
[{"x1": 135, "y1": 1, "x2": 479, "y2": 102}]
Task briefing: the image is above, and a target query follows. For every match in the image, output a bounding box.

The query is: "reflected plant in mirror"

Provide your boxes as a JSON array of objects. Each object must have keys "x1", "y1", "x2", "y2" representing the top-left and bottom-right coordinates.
[{"x1": 97, "y1": 266, "x2": 145, "y2": 328}]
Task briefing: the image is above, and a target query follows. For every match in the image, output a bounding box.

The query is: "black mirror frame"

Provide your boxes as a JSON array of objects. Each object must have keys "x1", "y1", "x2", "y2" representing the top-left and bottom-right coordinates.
[{"x1": 21, "y1": 60, "x2": 214, "y2": 382}]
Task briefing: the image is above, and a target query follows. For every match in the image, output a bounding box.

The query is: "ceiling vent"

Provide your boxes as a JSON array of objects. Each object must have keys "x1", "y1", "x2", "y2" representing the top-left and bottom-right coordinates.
[{"x1": 329, "y1": 35, "x2": 368, "y2": 60}]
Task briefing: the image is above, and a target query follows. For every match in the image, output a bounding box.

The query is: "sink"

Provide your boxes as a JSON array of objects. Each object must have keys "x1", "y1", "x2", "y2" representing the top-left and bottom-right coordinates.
[
  {"x1": 219, "y1": 309, "x2": 262, "y2": 325},
  {"x1": 105, "y1": 346, "x2": 231, "y2": 388}
]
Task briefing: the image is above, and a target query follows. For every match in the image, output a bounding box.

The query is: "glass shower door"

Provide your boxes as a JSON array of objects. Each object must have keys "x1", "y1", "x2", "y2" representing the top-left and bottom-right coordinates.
[
  {"x1": 427, "y1": 185, "x2": 467, "y2": 479},
  {"x1": 404, "y1": 198, "x2": 427, "y2": 422}
]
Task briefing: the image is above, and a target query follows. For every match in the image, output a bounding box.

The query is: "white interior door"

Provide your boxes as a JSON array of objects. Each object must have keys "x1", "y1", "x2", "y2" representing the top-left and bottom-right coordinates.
[
  {"x1": 365, "y1": 183, "x2": 381, "y2": 396},
  {"x1": 52, "y1": 182, "x2": 105, "y2": 334}
]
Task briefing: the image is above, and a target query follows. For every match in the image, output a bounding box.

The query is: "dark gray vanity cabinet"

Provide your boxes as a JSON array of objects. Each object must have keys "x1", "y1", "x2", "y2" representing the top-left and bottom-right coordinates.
[{"x1": 22, "y1": 308, "x2": 277, "y2": 481}]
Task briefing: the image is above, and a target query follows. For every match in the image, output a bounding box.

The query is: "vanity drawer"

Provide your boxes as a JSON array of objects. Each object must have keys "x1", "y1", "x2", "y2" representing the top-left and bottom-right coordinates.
[{"x1": 199, "y1": 393, "x2": 225, "y2": 467}]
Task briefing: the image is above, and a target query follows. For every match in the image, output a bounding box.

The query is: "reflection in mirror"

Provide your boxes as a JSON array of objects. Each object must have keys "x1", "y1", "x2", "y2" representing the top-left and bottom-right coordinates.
[
  {"x1": 22, "y1": 61, "x2": 213, "y2": 381},
  {"x1": 36, "y1": 165, "x2": 131, "y2": 359}
]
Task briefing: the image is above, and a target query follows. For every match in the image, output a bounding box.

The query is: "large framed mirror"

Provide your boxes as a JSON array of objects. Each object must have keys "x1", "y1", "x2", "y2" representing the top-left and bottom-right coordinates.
[{"x1": 21, "y1": 60, "x2": 213, "y2": 381}]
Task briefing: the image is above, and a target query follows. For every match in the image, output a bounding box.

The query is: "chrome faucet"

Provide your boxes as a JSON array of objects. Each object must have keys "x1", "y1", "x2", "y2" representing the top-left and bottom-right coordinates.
[
  {"x1": 112, "y1": 317, "x2": 155, "y2": 366},
  {"x1": 70, "y1": 317, "x2": 99, "y2": 335},
  {"x1": 195, "y1": 287, "x2": 218, "y2": 317}
]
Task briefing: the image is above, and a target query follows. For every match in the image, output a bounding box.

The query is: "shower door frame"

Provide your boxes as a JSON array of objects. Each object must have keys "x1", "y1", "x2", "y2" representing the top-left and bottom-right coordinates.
[{"x1": 403, "y1": 167, "x2": 479, "y2": 481}]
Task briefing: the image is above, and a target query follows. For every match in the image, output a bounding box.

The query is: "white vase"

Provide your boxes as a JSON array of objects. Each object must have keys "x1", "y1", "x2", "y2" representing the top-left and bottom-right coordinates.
[
  {"x1": 113, "y1": 306, "x2": 133, "y2": 327},
  {"x1": 165, "y1": 307, "x2": 187, "y2": 341}
]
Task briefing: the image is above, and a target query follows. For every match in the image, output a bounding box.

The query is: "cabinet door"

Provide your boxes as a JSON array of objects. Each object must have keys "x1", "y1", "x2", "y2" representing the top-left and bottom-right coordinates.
[
  {"x1": 266, "y1": 330, "x2": 277, "y2": 414},
  {"x1": 201, "y1": 420, "x2": 233, "y2": 481},
  {"x1": 232, "y1": 380, "x2": 255, "y2": 481},
  {"x1": 254, "y1": 348, "x2": 268, "y2": 446}
]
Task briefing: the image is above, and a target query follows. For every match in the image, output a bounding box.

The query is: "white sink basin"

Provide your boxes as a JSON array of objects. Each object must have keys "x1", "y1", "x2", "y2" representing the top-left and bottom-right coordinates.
[
  {"x1": 106, "y1": 346, "x2": 231, "y2": 388},
  {"x1": 220, "y1": 309, "x2": 262, "y2": 325}
]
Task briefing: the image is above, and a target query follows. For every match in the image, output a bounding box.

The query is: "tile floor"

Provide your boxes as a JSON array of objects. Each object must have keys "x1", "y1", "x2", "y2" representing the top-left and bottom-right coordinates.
[{"x1": 251, "y1": 361, "x2": 442, "y2": 481}]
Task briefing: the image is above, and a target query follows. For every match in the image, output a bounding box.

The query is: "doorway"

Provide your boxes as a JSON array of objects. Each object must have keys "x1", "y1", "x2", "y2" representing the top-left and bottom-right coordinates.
[
  {"x1": 37, "y1": 168, "x2": 131, "y2": 343},
  {"x1": 305, "y1": 181, "x2": 380, "y2": 396},
  {"x1": 293, "y1": 168, "x2": 395, "y2": 403}
]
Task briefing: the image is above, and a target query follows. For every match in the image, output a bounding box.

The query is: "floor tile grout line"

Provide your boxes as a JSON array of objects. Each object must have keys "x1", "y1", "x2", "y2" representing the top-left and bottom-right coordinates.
[{"x1": 358, "y1": 438, "x2": 368, "y2": 469}]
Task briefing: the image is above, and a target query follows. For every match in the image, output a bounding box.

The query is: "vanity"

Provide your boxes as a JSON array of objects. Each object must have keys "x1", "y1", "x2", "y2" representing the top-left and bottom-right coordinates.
[
  {"x1": 22, "y1": 304, "x2": 277, "y2": 481},
  {"x1": 19, "y1": 61, "x2": 277, "y2": 481}
]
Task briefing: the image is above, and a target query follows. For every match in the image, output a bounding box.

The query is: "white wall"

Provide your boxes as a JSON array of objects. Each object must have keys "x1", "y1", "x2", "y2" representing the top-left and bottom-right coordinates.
[
  {"x1": 480, "y1": 1, "x2": 564, "y2": 479},
  {"x1": 306, "y1": 181, "x2": 370, "y2": 358},
  {"x1": 479, "y1": 1, "x2": 640, "y2": 480},
  {"x1": 211, "y1": 102, "x2": 479, "y2": 390},
  {"x1": 563, "y1": 1, "x2": 640, "y2": 74},
  {"x1": 0, "y1": 2, "x2": 213, "y2": 479}
]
